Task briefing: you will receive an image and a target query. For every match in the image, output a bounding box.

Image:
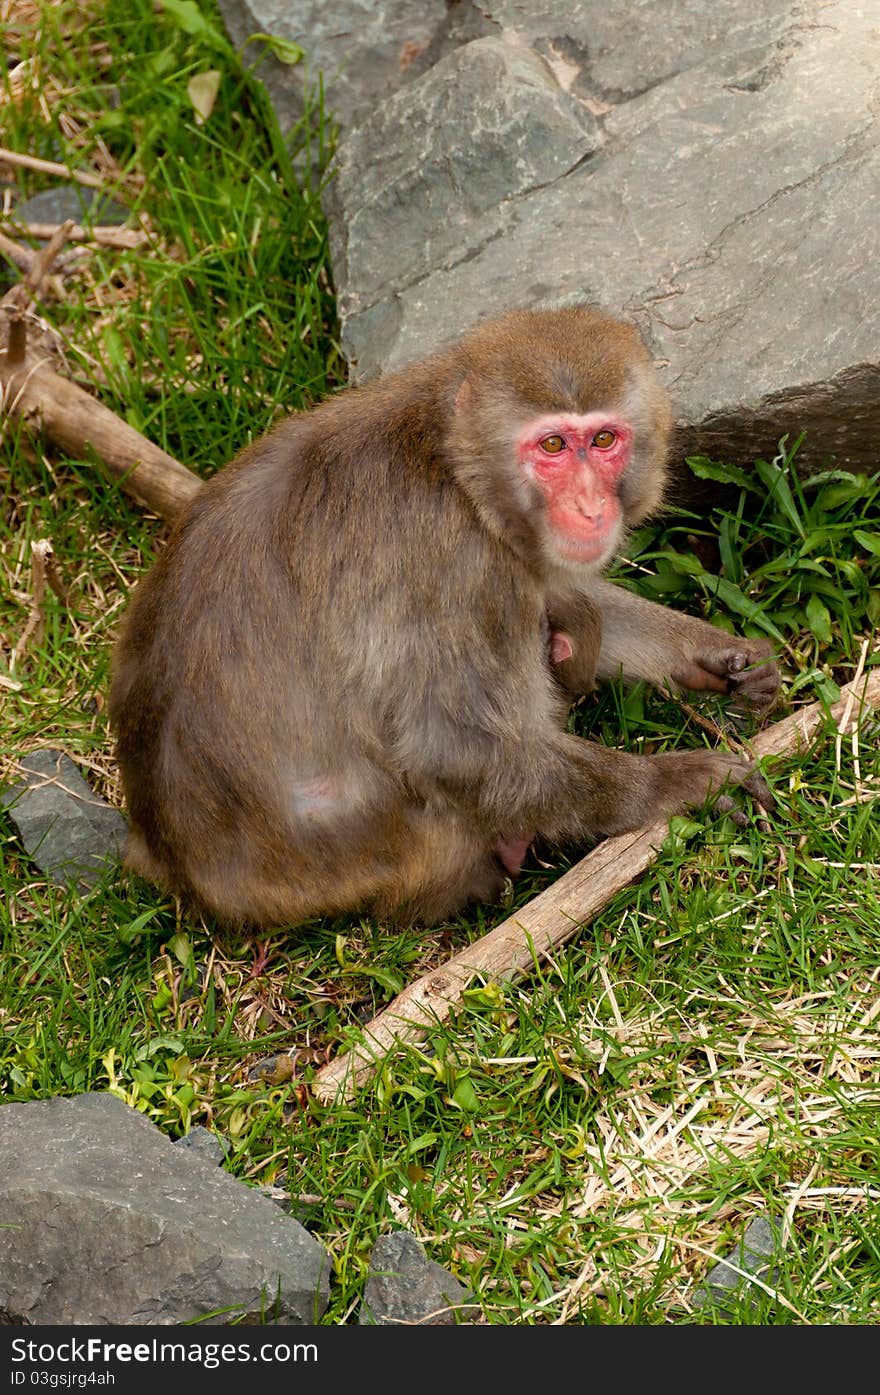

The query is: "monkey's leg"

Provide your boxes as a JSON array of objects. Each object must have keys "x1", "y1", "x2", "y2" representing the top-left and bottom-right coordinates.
[{"x1": 371, "y1": 808, "x2": 507, "y2": 926}]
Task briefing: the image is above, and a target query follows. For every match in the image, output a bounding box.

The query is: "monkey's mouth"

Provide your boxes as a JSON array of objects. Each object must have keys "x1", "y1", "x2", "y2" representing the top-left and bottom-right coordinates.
[{"x1": 556, "y1": 532, "x2": 616, "y2": 567}]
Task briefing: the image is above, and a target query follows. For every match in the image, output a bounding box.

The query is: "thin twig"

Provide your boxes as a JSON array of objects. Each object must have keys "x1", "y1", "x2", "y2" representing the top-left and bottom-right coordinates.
[
  {"x1": 2, "y1": 220, "x2": 75, "y2": 312},
  {"x1": 0, "y1": 145, "x2": 104, "y2": 189},
  {"x1": 11, "y1": 539, "x2": 51, "y2": 668},
  {"x1": 0, "y1": 230, "x2": 66, "y2": 301},
  {"x1": 2, "y1": 220, "x2": 146, "y2": 250},
  {"x1": 0, "y1": 229, "x2": 35, "y2": 275},
  {"x1": 42, "y1": 544, "x2": 69, "y2": 606}
]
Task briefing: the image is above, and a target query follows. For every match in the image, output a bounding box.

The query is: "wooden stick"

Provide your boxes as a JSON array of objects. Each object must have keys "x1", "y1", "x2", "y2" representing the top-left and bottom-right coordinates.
[
  {"x1": 0, "y1": 229, "x2": 36, "y2": 276},
  {"x1": 11, "y1": 538, "x2": 50, "y2": 667},
  {"x1": 311, "y1": 666, "x2": 880, "y2": 1105},
  {"x1": 0, "y1": 223, "x2": 201, "y2": 520},
  {"x1": 1, "y1": 220, "x2": 73, "y2": 311},
  {"x1": 2, "y1": 221, "x2": 148, "y2": 250},
  {"x1": 0, "y1": 145, "x2": 104, "y2": 189},
  {"x1": 0, "y1": 348, "x2": 201, "y2": 518}
]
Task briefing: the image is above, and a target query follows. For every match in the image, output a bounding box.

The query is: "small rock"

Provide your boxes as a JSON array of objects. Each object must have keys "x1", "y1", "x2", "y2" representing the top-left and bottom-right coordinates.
[
  {"x1": 174, "y1": 1125, "x2": 230, "y2": 1166},
  {"x1": 14, "y1": 184, "x2": 129, "y2": 227},
  {"x1": 694, "y1": 1213, "x2": 781, "y2": 1310},
  {"x1": 359, "y1": 1230, "x2": 474, "y2": 1326},
  {"x1": 1, "y1": 749, "x2": 128, "y2": 888}
]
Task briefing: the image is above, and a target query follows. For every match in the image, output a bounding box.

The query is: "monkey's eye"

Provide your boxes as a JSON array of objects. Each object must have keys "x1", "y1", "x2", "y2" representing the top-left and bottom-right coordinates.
[
  {"x1": 592, "y1": 429, "x2": 617, "y2": 449},
  {"x1": 539, "y1": 435, "x2": 566, "y2": 454}
]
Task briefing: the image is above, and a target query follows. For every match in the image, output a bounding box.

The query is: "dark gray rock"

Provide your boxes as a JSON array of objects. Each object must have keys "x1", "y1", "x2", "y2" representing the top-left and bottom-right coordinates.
[
  {"x1": 308, "y1": 0, "x2": 879, "y2": 473},
  {"x1": 694, "y1": 1214, "x2": 781, "y2": 1309},
  {"x1": 174, "y1": 1124, "x2": 230, "y2": 1166},
  {"x1": 0, "y1": 1093, "x2": 330, "y2": 1325},
  {"x1": 359, "y1": 1230, "x2": 473, "y2": 1326},
  {"x1": 216, "y1": 0, "x2": 442, "y2": 131},
  {"x1": 327, "y1": 36, "x2": 601, "y2": 320},
  {"x1": 14, "y1": 184, "x2": 129, "y2": 227},
  {"x1": 427, "y1": 0, "x2": 798, "y2": 105},
  {"x1": 1, "y1": 749, "x2": 128, "y2": 888}
]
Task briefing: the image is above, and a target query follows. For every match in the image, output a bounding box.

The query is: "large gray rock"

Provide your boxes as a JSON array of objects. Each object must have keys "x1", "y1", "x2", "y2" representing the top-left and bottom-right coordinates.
[
  {"x1": 424, "y1": 0, "x2": 800, "y2": 103},
  {"x1": 327, "y1": 36, "x2": 601, "y2": 322},
  {"x1": 216, "y1": 0, "x2": 441, "y2": 131},
  {"x1": 315, "y1": 0, "x2": 879, "y2": 473},
  {"x1": 0, "y1": 1093, "x2": 330, "y2": 1325},
  {"x1": 1, "y1": 749, "x2": 127, "y2": 888}
]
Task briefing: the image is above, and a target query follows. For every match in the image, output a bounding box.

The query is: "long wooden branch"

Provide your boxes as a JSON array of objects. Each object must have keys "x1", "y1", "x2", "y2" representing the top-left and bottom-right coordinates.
[
  {"x1": 0, "y1": 344, "x2": 201, "y2": 518},
  {"x1": 311, "y1": 666, "x2": 880, "y2": 1105},
  {"x1": 0, "y1": 223, "x2": 201, "y2": 520}
]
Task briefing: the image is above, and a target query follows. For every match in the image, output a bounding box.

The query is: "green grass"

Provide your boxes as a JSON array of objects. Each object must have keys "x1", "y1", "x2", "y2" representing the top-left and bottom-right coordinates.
[{"x1": 2, "y1": 0, "x2": 880, "y2": 1327}]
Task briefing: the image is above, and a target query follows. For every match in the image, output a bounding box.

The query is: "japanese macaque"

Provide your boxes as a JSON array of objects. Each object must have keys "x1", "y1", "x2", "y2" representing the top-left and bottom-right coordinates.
[{"x1": 109, "y1": 305, "x2": 778, "y2": 929}]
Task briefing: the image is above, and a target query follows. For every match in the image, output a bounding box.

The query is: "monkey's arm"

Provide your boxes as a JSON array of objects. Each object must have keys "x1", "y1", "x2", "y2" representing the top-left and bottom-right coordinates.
[
  {"x1": 473, "y1": 726, "x2": 772, "y2": 845},
  {"x1": 581, "y1": 578, "x2": 780, "y2": 713},
  {"x1": 403, "y1": 643, "x2": 772, "y2": 847}
]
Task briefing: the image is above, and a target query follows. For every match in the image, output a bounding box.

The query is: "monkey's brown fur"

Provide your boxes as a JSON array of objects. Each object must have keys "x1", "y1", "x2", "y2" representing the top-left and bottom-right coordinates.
[{"x1": 110, "y1": 306, "x2": 777, "y2": 928}]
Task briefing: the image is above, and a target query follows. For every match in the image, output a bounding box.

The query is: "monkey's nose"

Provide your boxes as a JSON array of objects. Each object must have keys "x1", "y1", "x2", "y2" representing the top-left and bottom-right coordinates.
[{"x1": 575, "y1": 494, "x2": 606, "y2": 525}]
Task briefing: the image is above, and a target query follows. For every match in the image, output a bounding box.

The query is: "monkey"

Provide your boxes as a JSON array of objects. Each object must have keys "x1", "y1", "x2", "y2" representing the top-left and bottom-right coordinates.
[{"x1": 109, "y1": 305, "x2": 779, "y2": 930}]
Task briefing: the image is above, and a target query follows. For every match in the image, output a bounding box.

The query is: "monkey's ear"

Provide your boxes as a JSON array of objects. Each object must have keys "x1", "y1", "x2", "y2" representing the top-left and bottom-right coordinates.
[{"x1": 454, "y1": 377, "x2": 474, "y2": 414}]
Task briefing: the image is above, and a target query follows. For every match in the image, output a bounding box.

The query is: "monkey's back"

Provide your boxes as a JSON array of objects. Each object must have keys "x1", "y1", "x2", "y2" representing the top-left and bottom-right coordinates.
[{"x1": 109, "y1": 394, "x2": 549, "y2": 927}]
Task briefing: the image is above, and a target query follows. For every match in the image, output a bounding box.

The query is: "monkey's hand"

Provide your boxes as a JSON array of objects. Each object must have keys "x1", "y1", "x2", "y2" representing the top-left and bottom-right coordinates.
[
  {"x1": 650, "y1": 747, "x2": 775, "y2": 820},
  {"x1": 671, "y1": 637, "x2": 780, "y2": 715}
]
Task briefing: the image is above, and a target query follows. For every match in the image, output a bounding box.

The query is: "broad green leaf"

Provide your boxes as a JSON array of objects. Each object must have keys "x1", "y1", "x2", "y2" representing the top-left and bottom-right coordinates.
[
  {"x1": 355, "y1": 964, "x2": 405, "y2": 995},
  {"x1": 145, "y1": 46, "x2": 178, "y2": 78},
  {"x1": 159, "y1": 0, "x2": 226, "y2": 44},
  {"x1": 854, "y1": 530, "x2": 880, "y2": 557},
  {"x1": 136, "y1": 1037, "x2": 185, "y2": 1060},
  {"x1": 405, "y1": 1133, "x2": 440, "y2": 1156},
  {"x1": 169, "y1": 932, "x2": 194, "y2": 970},
  {"x1": 664, "y1": 551, "x2": 705, "y2": 576},
  {"x1": 701, "y1": 573, "x2": 784, "y2": 639},
  {"x1": 667, "y1": 816, "x2": 703, "y2": 842},
  {"x1": 754, "y1": 457, "x2": 805, "y2": 537},
  {"x1": 101, "y1": 325, "x2": 128, "y2": 372},
  {"x1": 450, "y1": 1076, "x2": 479, "y2": 1111},
  {"x1": 803, "y1": 469, "x2": 866, "y2": 491},
  {"x1": 805, "y1": 594, "x2": 833, "y2": 644},
  {"x1": 814, "y1": 673, "x2": 841, "y2": 704},
  {"x1": 116, "y1": 906, "x2": 163, "y2": 945},
  {"x1": 686, "y1": 456, "x2": 757, "y2": 491},
  {"x1": 718, "y1": 514, "x2": 743, "y2": 585},
  {"x1": 243, "y1": 32, "x2": 305, "y2": 65}
]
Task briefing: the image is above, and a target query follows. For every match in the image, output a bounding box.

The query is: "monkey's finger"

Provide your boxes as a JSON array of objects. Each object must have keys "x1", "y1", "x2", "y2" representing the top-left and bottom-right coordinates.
[
  {"x1": 741, "y1": 768, "x2": 776, "y2": 811},
  {"x1": 727, "y1": 659, "x2": 782, "y2": 713},
  {"x1": 695, "y1": 642, "x2": 777, "y2": 679},
  {"x1": 690, "y1": 647, "x2": 753, "y2": 679},
  {"x1": 670, "y1": 660, "x2": 729, "y2": 694},
  {"x1": 729, "y1": 683, "x2": 781, "y2": 714}
]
